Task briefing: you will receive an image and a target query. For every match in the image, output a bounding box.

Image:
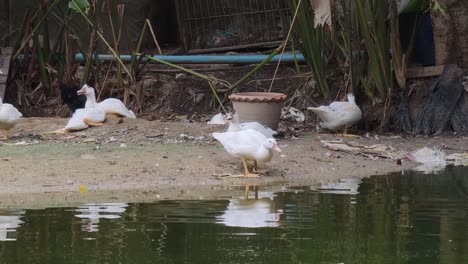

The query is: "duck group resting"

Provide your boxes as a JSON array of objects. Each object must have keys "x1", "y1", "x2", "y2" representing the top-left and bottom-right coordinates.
[{"x1": 53, "y1": 84, "x2": 136, "y2": 133}]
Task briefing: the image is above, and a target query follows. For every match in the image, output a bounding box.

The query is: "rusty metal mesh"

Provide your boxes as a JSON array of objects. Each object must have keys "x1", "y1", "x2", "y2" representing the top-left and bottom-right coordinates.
[{"x1": 178, "y1": 0, "x2": 289, "y2": 52}]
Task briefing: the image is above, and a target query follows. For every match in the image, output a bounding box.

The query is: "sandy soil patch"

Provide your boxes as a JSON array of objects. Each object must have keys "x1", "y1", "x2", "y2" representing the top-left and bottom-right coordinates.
[{"x1": 0, "y1": 116, "x2": 467, "y2": 208}]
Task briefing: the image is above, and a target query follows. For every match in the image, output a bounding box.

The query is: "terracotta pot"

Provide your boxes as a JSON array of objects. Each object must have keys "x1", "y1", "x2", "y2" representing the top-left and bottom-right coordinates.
[{"x1": 229, "y1": 92, "x2": 287, "y2": 130}]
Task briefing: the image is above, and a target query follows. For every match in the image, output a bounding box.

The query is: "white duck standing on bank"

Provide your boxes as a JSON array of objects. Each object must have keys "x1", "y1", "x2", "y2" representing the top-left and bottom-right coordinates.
[
  {"x1": 307, "y1": 93, "x2": 362, "y2": 136},
  {"x1": 78, "y1": 84, "x2": 136, "y2": 118},
  {"x1": 0, "y1": 97, "x2": 22, "y2": 140},
  {"x1": 225, "y1": 112, "x2": 277, "y2": 138},
  {"x1": 212, "y1": 128, "x2": 281, "y2": 177}
]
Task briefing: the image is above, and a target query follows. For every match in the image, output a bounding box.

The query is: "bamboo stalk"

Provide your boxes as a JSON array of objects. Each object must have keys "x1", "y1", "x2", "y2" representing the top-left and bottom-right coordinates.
[
  {"x1": 70, "y1": 0, "x2": 134, "y2": 84},
  {"x1": 82, "y1": 0, "x2": 102, "y2": 84},
  {"x1": 140, "y1": 54, "x2": 231, "y2": 88},
  {"x1": 12, "y1": 0, "x2": 60, "y2": 60},
  {"x1": 288, "y1": 0, "x2": 331, "y2": 98},
  {"x1": 230, "y1": 47, "x2": 280, "y2": 91},
  {"x1": 268, "y1": 0, "x2": 302, "y2": 93}
]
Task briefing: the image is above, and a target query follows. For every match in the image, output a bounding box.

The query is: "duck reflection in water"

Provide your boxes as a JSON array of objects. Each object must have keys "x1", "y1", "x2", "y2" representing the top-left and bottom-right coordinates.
[
  {"x1": 216, "y1": 185, "x2": 284, "y2": 228},
  {"x1": 74, "y1": 203, "x2": 128, "y2": 232},
  {"x1": 0, "y1": 210, "x2": 25, "y2": 241}
]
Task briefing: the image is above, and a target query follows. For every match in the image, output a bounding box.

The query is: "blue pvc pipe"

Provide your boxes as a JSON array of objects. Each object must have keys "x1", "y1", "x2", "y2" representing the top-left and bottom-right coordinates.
[{"x1": 74, "y1": 53, "x2": 305, "y2": 64}]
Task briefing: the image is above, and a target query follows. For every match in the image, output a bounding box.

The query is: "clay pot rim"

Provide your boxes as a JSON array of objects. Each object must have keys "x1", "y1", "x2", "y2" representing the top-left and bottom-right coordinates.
[{"x1": 229, "y1": 92, "x2": 287, "y2": 102}]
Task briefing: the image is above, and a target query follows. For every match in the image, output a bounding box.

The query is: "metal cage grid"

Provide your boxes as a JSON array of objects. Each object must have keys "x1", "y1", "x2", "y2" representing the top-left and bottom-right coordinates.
[{"x1": 177, "y1": 0, "x2": 289, "y2": 53}]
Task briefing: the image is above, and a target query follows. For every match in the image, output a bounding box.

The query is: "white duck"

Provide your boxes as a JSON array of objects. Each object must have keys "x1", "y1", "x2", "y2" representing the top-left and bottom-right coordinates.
[
  {"x1": 78, "y1": 84, "x2": 136, "y2": 118},
  {"x1": 212, "y1": 129, "x2": 281, "y2": 177},
  {"x1": 66, "y1": 108, "x2": 106, "y2": 132},
  {"x1": 0, "y1": 97, "x2": 22, "y2": 140},
  {"x1": 62, "y1": 109, "x2": 88, "y2": 132},
  {"x1": 226, "y1": 112, "x2": 277, "y2": 138},
  {"x1": 50, "y1": 106, "x2": 106, "y2": 134},
  {"x1": 307, "y1": 93, "x2": 362, "y2": 136}
]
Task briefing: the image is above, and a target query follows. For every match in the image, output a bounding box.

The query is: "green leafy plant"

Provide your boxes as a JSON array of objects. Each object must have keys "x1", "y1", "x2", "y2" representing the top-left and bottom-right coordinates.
[
  {"x1": 69, "y1": 0, "x2": 90, "y2": 13},
  {"x1": 337, "y1": 0, "x2": 364, "y2": 94},
  {"x1": 354, "y1": 0, "x2": 393, "y2": 101},
  {"x1": 9, "y1": 0, "x2": 142, "y2": 114},
  {"x1": 389, "y1": 0, "x2": 407, "y2": 90},
  {"x1": 288, "y1": 0, "x2": 332, "y2": 99}
]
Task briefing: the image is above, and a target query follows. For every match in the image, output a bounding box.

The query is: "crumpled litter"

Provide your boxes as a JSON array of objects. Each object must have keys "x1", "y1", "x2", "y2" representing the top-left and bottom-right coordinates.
[
  {"x1": 405, "y1": 147, "x2": 447, "y2": 173},
  {"x1": 321, "y1": 140, "x2": 404, "y2": 160},
  {"x1": 321, "y1": 140, "x2": 468, "y2": 173},
  {"x1": 281, "y1": 107, "x2": 305, "y2": 122}
]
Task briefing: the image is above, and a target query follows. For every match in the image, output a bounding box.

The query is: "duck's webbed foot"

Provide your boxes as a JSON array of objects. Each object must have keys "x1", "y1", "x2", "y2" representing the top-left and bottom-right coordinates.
[
  {"x1": 340, "y1": 126, "x2": 360, "y2": 137},
  {"x1": 0, "y1": 130, "x2": 10, "y2": 140},
  {"x1": 242, "y1": 159, "x2": 259, "y2": 178}
]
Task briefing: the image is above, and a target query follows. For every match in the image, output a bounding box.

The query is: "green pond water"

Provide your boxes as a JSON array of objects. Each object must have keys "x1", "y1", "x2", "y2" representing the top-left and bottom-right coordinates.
[{"x1": 1, "y1": 166, "x2": 468, "y2": 264}]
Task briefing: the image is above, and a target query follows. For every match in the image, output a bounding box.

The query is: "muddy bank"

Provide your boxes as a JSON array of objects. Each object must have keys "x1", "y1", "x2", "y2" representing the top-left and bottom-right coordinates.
[{"x1": 0, "y1": 117, "x2": 467, "y2": 208}]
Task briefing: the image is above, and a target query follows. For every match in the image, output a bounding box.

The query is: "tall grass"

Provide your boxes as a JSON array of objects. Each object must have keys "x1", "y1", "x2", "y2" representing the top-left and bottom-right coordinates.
[
  {"x1": 354, "y1": 0, "x2": 393, "y2": 101},
  {"x1": 9, "y1": 0, "x2": 138, "y2": 114},
  {"x1": 288, "y1": 0, "x2": 332, "y2": 99},
  {"x1": 337, "y1": 0, "x2": 364, "y2": 94},
  {"x1": 287, "y1": 0, "x2": 414, "y2": 102},
  {"x1": 8, "y1": 0, "x2": 439, "y2": 116}
]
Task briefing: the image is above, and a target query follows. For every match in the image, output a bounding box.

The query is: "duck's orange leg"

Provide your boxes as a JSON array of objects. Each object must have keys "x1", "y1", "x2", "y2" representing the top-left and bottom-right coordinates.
[
  {"x1": 340, "y1": 126, "x2": 360, "y2": 138},
  {"x1": 252, "y1": 160, "x2": 258, "y2": 173},
  {"x1": 0, "y1": 130, "x2": 8, "y2": 140},
  {"x1": 83, "y1": 119, "x2": 104, "y2": 127},
  {"x1": 242, "y1": 159, "x2": 259, "y2": 178}
]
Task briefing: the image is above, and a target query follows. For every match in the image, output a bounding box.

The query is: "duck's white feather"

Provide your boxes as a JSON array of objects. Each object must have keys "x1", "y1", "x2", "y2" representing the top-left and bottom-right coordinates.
[
  {"x1": 239, "y1": 122, "x2": 276, "y2": 138},
  {"x1": 83, "y1": 107, "x2": 106, "y2": 124},
  {"x1": 213, "y1": 129, "x2": 266, "y2": 152},
  {"x1": 308, "y1": 93, "x2": 361, "y2": 130},
  {"x1": 63, "y1": 107, "x2": 106, "y2": 132},
  {"x1": 227, "y1": 113, "x2": 277, "y2": 138},
  {"x1": 80, "y1": 85, "x2": 136, "y2": 118},
  {"x1": 0, "y1": 98, "x2": 22, "y2": 131},
  {"x1": 212, "y1": 129, "x2": 275, "y2": 162},
  {"x1": 64, "y1": 109, "x2": 88, "y2": 131},
  {"x1": 97, "y1": 98, "x2": 136, "y2": 118}
]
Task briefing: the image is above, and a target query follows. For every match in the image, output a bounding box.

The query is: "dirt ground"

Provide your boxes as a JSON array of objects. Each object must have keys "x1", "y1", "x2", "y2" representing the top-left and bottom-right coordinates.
[{"x1": 0, "y1": 116, "x2": 467, "y2": 209}]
